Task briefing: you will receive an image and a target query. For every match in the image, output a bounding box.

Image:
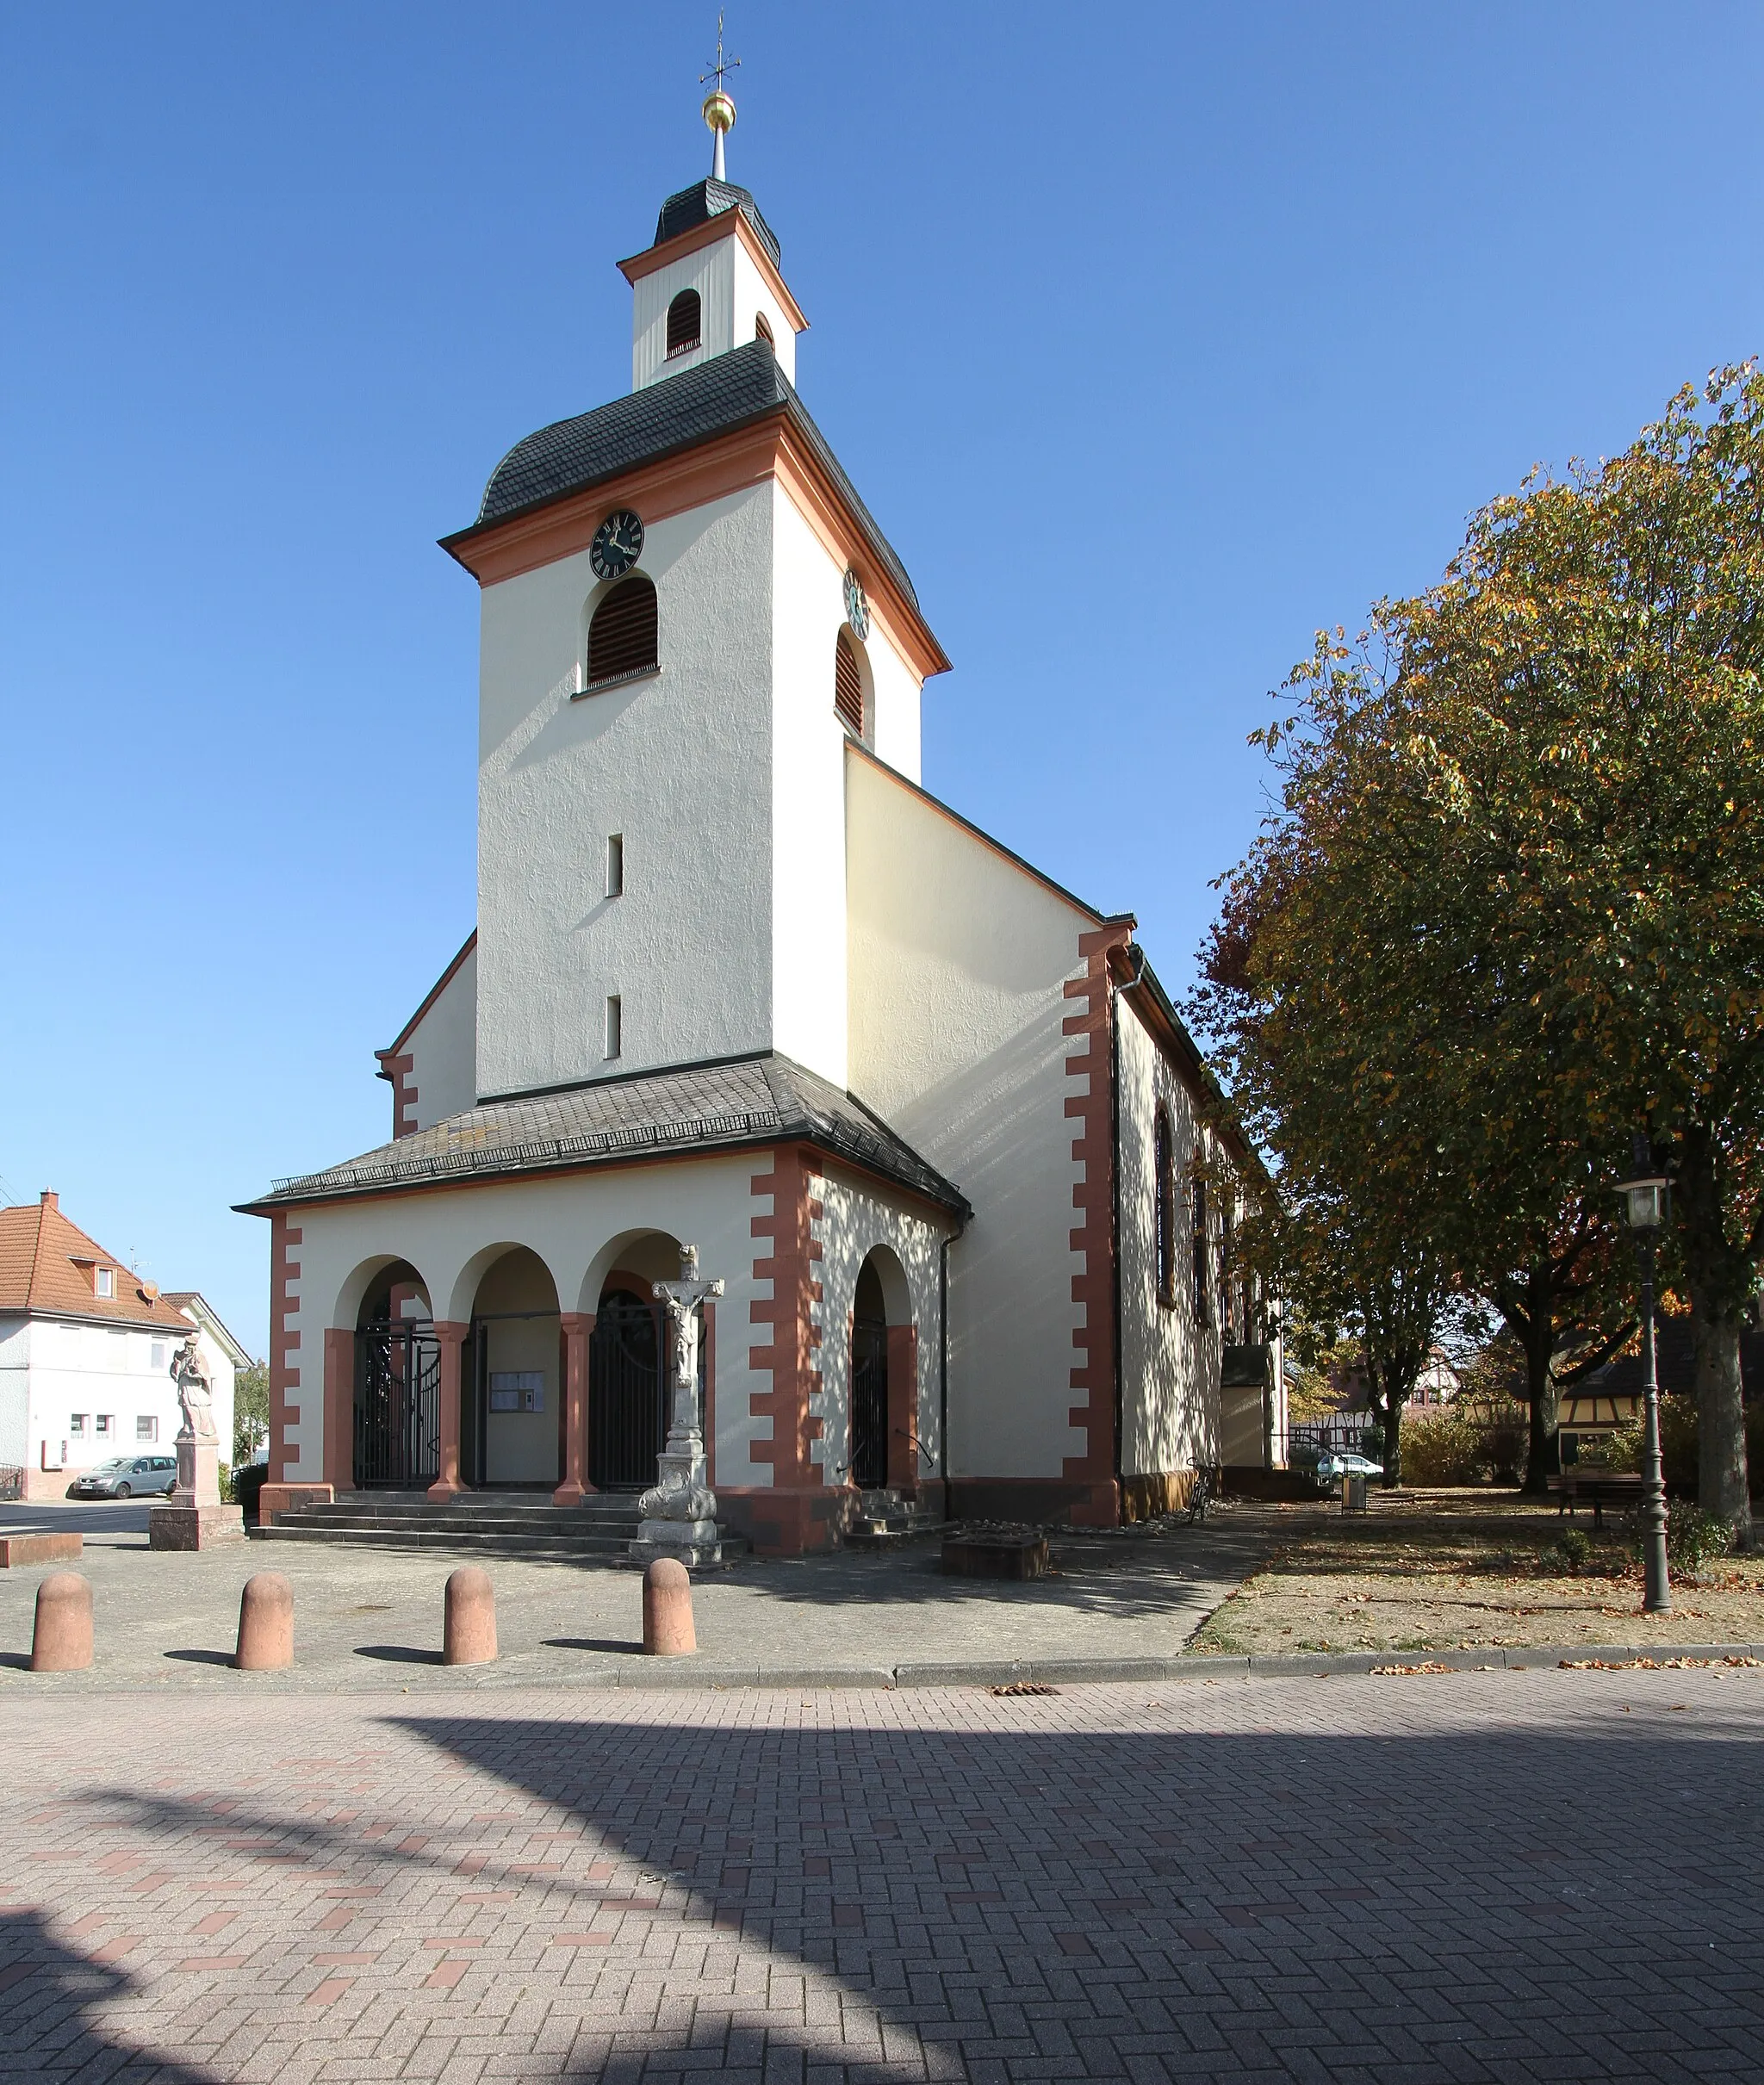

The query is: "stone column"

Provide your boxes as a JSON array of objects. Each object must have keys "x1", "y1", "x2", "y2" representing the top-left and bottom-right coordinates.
[
  {"x1": 553, "y1": 1312, "x2": 594, "y2": 1505},
  {"x1": 427, "y1": 1321, "x2": 469, "y2": 1501},
  {"x1": 324, "y1": 1328, "x2": 355, "y2": 1492},
  {"x1": 885, "y1": 1324, "x2": 918, "y2": 1492}
]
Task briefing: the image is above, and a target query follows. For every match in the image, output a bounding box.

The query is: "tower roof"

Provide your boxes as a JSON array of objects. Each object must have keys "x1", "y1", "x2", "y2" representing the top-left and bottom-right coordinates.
[
  {"x1": 444, "y1": 338, "x2": 924, "y2": 617},
  {"x1": 653, "y1": 177, "x2": 780, "y2": 270}
]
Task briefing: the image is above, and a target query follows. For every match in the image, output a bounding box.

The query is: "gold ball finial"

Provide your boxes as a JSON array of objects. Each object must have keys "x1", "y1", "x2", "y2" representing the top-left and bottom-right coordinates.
[{"x1": 702, "y1": 88, "x2": 736, "y2": 138}]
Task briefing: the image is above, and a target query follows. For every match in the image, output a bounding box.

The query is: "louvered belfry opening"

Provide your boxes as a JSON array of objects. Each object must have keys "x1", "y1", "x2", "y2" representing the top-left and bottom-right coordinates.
[
  {"x1": 587, "y1": 576, "x2": 659, "y2": 686},
  {"x1": 666, "y1": 289, "x2": 702, "y2": 357},
  {"x1": 755, "y1": 313, "x2": 774, "y2": 349},
  {"x1": 834, "y1": 627, "x2": 865, "y2": 736}
]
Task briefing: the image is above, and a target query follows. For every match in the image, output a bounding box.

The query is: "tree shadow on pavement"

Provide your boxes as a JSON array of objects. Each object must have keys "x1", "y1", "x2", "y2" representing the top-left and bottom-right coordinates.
[{"x1": 0, "y1": 1905, "x2": 214, "y2": 2081}]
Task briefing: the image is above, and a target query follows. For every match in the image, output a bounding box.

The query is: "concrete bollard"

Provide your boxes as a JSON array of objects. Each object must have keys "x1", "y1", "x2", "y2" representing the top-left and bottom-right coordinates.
[
  {"x1": 444, "y1": 1567, "x2": 498, "y2": 1666},
  {"x1": 234, "y1": 1572, "x2": 295, "y2": 1671},
  {"x1": 30, "y1": 1572, "x2": 93, "y2": 1672},
  {"x1": 643, "y1": 1557, "x2": 696, "y2": 1656}
]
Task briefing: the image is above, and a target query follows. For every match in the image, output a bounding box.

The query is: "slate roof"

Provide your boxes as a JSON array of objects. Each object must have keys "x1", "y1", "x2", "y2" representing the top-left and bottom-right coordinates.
[
  {"x1": 0, "y1": 1195, "x2": 201, "y2": 1331},
  {"x1": 654, "y1": 178, "x2": 781, "y2": 269},
  {"x1": 447, "y1": 339, "x2": 922, "y2": 614},
  {"x1": 243, "y1": 1053, "x2": 967, "y2": 1218}
]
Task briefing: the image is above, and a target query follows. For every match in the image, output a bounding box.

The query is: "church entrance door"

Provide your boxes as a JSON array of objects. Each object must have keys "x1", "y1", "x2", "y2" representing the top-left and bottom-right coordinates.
[
  {"x1": 588, "y1": 1289, "x2": 664, "y2": 1489},
  {"x1": 850, "y1": 1313, "x2": 889, "y2": 1490},
  {"x1": 354, "y1": 1324, "x2": 440, "y2": 1489}
]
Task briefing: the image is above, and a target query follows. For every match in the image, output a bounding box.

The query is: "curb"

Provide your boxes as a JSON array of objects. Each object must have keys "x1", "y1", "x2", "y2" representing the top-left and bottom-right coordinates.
[{"x1": 9, "y1": 1645, "x2": 1763, "y2": 1695}]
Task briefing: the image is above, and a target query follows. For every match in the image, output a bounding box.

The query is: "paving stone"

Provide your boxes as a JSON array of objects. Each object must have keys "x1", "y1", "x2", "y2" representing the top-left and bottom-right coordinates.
[{"x1": 1, "y1": 1669, "x2": 1761, "y2": 2079}]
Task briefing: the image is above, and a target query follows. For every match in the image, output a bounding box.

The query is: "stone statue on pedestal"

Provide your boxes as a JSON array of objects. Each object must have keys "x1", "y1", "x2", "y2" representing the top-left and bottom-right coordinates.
[
  {"x1": 629, "y1": 1245, "x2": 727, "y2": 1568},
  {"x1": 149, "y1": 1330, "x2": 244, "y2": 1550}
]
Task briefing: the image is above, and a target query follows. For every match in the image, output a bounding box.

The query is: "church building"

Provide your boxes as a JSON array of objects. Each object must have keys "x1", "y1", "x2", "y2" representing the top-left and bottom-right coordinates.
[{"x1": 243, "y1": 93, "x2": 1284, "y2": 1554}]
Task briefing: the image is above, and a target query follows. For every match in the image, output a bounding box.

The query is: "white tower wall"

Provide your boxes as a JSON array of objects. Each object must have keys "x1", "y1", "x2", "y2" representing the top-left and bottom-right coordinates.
[
  {"x1": 475, "y1": 483, "x2": 777, "y2": 1098},
  {"x1": 631, "y1": 227, "x2": 798, "y2": 391}
]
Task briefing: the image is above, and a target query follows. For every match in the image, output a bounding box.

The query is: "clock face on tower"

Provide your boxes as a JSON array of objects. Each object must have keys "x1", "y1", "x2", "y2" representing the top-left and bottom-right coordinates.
[
  {"x1": 590, "y1": 509, "x2": 645, "y2": 580},
  {"x1": 843, "y1": 568, "x2": 870, "y2": 641}
]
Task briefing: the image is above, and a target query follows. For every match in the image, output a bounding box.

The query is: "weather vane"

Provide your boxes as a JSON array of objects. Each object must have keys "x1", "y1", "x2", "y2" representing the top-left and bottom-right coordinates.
[{"x1": 699, "y1": 11, "x2": 741, "y2": 181}]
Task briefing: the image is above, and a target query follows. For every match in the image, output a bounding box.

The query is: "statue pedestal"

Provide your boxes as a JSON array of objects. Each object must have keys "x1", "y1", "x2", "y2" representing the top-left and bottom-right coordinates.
[
  {"x1": 148, "y1": 1434, "x2": 243, "y2": 1551},
  {"x1": 628, "y1": 1444, "x2": 727, "y2": 1568}
]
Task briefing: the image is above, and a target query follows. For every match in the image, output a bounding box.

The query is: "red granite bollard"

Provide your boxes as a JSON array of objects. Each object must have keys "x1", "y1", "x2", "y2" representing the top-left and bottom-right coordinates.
[
  {"x1": 30, "y1": 1572, "x2": 93, "y2": 1672},
  {"x1": 234, "y1": 1572, "x2": 295, "y2": 1671},
  {"x1": 444, "y1": 1567, "x2": 497, "y2": 1666},
  {"x1": 643, "y1": 1557, "x2": 696, "y2": 1655}
]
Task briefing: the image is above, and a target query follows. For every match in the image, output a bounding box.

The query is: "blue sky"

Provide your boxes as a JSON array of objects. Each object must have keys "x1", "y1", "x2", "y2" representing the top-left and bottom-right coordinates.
[{"x1": 4, "y1": 3, "x2": 1761, "y2": 1356}]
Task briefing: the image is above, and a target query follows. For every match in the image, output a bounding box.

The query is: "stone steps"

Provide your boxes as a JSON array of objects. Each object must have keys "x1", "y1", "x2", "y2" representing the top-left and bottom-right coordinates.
[
  {"x1": 253, "y1": 1490, "x2": 645, "y2": 1561},
  {"x1": 843, "y1": 1488, "x2": 947, "y2": 1550}
]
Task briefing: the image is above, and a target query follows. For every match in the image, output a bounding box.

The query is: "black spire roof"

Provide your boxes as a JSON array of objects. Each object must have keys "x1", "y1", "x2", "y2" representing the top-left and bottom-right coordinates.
[{"x1": 653, "y1": 177, "x2": 781, "y2": 270}]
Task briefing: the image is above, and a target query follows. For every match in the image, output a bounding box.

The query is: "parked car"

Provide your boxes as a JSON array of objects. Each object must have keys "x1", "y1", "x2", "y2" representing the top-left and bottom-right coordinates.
[
  {"x1": 67, "y1": 1455, "x2": 177, "y2": 1499},
  {"x1": 1314, "y1": 1451, "x2": 1384, "y2": 1486}
]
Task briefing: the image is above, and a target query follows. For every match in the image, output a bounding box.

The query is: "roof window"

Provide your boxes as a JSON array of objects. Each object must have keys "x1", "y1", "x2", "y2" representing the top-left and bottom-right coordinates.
[
  {"x1": 834, "y1": 628, "x2": 866, "y2": 738},
  {"x1": 666, "y1": 289, "x2": 702, "y2": 358},
  {"x1": 586, "y1": 576, "x2": 659, "y2": 689}
]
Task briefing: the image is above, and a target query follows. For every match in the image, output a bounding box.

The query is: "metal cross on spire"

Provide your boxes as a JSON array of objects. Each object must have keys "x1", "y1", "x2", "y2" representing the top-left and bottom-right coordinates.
[
  {"x1": 700, "y1": 10, "x2": 741, "y2": 97},
  {"x1": 699, "y1": 10, "x2": 740, "y2": 181}
]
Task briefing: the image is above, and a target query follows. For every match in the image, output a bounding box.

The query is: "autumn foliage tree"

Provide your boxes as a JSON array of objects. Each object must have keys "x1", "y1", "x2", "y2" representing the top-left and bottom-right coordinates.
[{"x1": 1197, "y1": 368, "x2": 1764, "y2": 1537}]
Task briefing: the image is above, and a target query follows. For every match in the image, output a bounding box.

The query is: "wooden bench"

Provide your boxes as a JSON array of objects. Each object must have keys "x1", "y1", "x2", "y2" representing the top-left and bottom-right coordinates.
[{"x1": 1547, "y1": 1471, "x2": 1643, "y2": 1528}]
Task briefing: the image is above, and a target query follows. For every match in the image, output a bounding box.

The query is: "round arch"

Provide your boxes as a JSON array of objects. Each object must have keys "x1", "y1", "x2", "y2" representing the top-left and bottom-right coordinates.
[{"x1": 332, "y1": 1254, "x2": 432, "y2": 1334}]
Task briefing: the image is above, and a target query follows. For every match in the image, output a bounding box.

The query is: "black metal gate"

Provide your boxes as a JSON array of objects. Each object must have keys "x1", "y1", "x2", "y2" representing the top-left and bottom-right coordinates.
[
  {"x1": 588, "y1": 1289, "x2": 663, "y2": 1490},
  {"x1": 850, "y1": 1316, "x2": 889, "y2": 1490},
  {"x1": 354, "y1": 1324, "x2": 440, "y2": 1489}
]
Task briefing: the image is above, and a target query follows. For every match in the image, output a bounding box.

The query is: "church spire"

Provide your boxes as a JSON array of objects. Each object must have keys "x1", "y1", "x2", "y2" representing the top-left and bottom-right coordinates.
[{"x1": 699, "y1": 12, "x2": 740, "y2": 181}]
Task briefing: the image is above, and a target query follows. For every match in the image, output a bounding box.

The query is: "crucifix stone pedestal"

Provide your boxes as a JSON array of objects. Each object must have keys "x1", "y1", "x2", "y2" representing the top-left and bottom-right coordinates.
[{"x1": 629, "y1": 1246, "x2": 728, "y2": 1569}]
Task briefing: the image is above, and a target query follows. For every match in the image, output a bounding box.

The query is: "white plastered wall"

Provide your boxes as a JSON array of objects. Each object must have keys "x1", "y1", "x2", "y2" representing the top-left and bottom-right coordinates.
[
  {"x1": 768, "y1": 493, "x2": 928, "y2": 1089},
  {"x1": 807, "y1": 1165, "x2": 947, "y2": 1483},
  {"x1": 845, "y1": 756, "x2": 1090, "y2": 1480},
  {"x1": 405, "y1": 943, "x2": 478, "y2": 1132},
  {"x1": 475, "y1": 484, "x2": 776, "y2": 1098},
  {"x1": 273, "y1": 1152, "x2": 770, "y2": 1488},
  {"x1": 1115, "y1": 1000, "x2": 1222, "y2": 1477},
  {"x1": 631, "y1": 227, "x2": 798, "y2": 391}
]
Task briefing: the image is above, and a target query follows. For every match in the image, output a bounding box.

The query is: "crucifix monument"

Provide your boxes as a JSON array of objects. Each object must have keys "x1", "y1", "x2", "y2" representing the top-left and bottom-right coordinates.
[{"x1": 629, "y1": 1244, "x2": 729, "y2": 1567}]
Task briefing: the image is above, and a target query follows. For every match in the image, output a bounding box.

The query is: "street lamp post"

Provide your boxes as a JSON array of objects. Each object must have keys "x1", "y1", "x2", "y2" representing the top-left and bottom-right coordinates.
[{"x1": 1614, "y1": 1145, "x2": 1672, "y2": 1616}]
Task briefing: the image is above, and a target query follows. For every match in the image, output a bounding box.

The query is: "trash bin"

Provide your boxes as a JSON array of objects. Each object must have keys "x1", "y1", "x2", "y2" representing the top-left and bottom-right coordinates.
[{"x1": 1342, "y1": 1474, "x2": 1368, "y2": 1513}]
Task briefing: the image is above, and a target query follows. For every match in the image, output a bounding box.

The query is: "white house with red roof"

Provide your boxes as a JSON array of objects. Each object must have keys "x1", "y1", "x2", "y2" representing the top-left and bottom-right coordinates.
[
  {"x1": 240, "y1": 97, "x2": 1284, "y2": 1553},
  {"x1": 0, "y1": 1192, "x2": 244, "y2": 1499}
]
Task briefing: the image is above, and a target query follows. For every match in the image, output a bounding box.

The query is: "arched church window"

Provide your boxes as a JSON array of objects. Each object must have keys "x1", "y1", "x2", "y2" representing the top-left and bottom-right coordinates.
[
  {"x1": 1153, "y1": 1108, "x2": 1176, "y2": 1307},
  {"x1": 834, "y1": 627, "x2": 866, "y2": 737},
  {"x1": 755, "y1": 313, "x2": 774, "y2": 349},
  {"x1": 666, "y1": 289, "x2": 702, "y2": 358},
  {"x1": 587, "y1": 575, "x2": 658, "y2": 687}
]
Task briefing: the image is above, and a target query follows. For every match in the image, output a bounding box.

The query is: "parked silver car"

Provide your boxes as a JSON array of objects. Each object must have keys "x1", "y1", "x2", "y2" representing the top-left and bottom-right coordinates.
[
  {"x1": 1314, "y1": 1451, "x2": 1384, "y2": 1486},
  {"x1": 67, "y1": 1455, "x2": 177, "y2": 1499}
]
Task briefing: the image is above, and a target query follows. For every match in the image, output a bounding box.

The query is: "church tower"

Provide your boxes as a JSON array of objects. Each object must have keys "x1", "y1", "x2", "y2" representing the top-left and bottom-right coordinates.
[{"x1": 441, "y1": 86, "x2": 950, "y2": 1107}]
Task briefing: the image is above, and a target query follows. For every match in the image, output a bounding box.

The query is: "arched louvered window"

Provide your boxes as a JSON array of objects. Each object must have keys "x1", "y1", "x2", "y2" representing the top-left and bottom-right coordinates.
[
  {"x1": 666, "y1": 289, "x2": 702, "y2": 358},
  {"x1": 755, "y1": 313, "x2": 774, "y2": 349},
  {"x1": 834, "y1": 627, "x2": 866, "y2": 737},
  {"x1": 1191, "y1": 1176, "x2": 1210, "y2": 1327},
  {"x1": 1153, "y1": 1108, "x2": 1176, "y2": 1307},
  {"x1": 587, "y1": 575, "x2": 658, "y2": 687}
]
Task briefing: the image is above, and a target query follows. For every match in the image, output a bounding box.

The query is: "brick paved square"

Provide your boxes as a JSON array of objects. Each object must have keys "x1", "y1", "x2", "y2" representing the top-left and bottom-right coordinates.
[{"x1": 1, "y1": 1668, "x2": 1761, "y2": 2080}]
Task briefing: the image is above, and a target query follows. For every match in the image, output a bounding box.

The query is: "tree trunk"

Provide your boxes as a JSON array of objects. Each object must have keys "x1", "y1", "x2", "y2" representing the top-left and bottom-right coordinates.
[
  {"x1": 1693, "y1": 1299, "x2": 1754, "y2": 1548},
  {"x1": 1514, "y1": 1267, "x2": 1562, "y2": 1495},
  {"x1": 1381, "y1": 1385, "x2": 1403, "y2": 1489}
]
